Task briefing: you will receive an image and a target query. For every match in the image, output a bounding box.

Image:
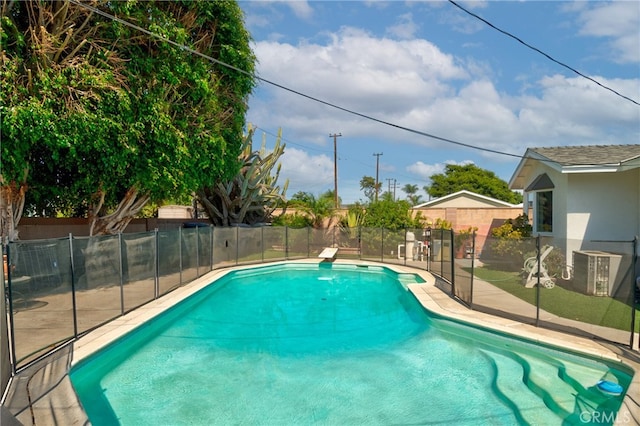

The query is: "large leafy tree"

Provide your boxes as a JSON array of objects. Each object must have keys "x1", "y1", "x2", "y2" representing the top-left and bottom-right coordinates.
[
  {"x1": 362, "y1": 194, "x2": 422, "y2": 231},
  {"x1": 427, "y1": 164, "x2": 522, "y2": 204},
  {"x1": 1, "y1": 0, "x2": 256, "y2": 238}
]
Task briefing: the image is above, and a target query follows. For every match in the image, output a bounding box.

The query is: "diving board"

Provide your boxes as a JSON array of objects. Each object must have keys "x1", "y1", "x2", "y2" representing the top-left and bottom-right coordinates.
[{"x1": 318, "y1": 247, "x2": 339, "y2": 260}]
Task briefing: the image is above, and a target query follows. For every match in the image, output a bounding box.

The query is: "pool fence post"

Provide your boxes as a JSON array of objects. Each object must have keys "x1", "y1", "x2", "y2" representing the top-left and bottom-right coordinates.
[
  {"x1": 285, "y1": 226, "x2": 290, "y2": 260},
  {"x1": 68, "y1": 233, "x2": 78, "y2": 338},
  {"x1": 450, "y1": 229, "x2": 455, "y2": 296},
  {"x1": 630, "y1": 235, "x2": 638, "y2": 350},
  {"x1": 305, "y1": 226, "x2": 309, "y2": 258},
  {"x1": 469, "y1": 230, "x2": 476, "y2": 308},
  {"x1": 179, "y1": 226, "x2": 183, "y2": 286},
  {"x1": 403, "y1": 230, "x2": 407, "y2": 266},
  {"x1": 438, "y1": 229, "x2": 442, "y2": 273},
  {"x1": 210, "y1": 226, "x2": 214, "y2": 271},
  {"x1": 154, "y1": 228, "x2": 159, "y2": 299},
  {"x1": 118, "y1": 232, "x2": 125, "y2": 315},
  {"x1": 429, "y1": 229, "x2": 432, "y2": 271},
  {"x1": 380, "y1": 227, "x2": 384, "y2": 262},
  {"x1": 195, "y1": 225, "x2": 200, "y2": 277},
  {"x1": 535, "y1": 235, "x2": 541, "y2": 327},
  {"x1": 261, "y1": 226, "x2": 264, "y2": 263},
  {"x1": 5, "y1": 239, "x2": 18, "y2": 375}
]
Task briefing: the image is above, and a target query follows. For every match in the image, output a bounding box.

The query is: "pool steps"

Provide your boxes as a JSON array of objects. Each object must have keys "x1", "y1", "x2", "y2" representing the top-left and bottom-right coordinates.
[
  {"x1": 481, "y1": 349, "x2": 562, "y2": 425},
  {"x1": 481, "y1": 347, "x2": 624, "y2": 424}
]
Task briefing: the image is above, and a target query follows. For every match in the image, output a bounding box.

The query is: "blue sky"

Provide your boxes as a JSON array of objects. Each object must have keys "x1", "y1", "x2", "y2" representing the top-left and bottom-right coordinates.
[{"x1": 238, "y1": 1, "x2": 640, "y2": 205}]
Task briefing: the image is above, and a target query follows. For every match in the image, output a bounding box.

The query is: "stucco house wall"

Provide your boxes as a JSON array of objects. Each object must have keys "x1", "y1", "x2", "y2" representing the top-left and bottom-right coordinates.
[
  {"x1": 566, "y1": 169, "x2": 639, "y2": 245},
  {"x1": 510, "y1": 145, "x2": 640, "y2": 296}
]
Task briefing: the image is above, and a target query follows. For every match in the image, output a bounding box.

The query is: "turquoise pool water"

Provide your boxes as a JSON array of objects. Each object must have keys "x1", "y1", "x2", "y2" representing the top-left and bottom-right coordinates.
[{"x1": 70, "y1": 263, "x2": 632, "y2": 425}]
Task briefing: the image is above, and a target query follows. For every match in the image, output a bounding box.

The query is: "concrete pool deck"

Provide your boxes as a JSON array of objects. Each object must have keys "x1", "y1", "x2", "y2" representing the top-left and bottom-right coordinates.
[{"x1": 2, "y1": 259, "x2": 639, "y2": 425}]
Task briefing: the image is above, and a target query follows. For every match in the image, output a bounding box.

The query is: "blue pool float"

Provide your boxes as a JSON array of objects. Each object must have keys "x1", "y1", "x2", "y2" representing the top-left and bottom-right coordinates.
[{"x1": 596, "y1": 380, "x2": 623, "y2": 396}]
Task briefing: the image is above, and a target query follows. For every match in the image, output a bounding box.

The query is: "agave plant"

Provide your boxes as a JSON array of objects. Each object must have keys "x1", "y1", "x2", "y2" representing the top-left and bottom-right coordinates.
[
  {"x1": 197, "y1": 125, "x2": 289, "y2": 226},
  {"x1": 337, "y1": 206, "x2": 365, "y2": 247}
]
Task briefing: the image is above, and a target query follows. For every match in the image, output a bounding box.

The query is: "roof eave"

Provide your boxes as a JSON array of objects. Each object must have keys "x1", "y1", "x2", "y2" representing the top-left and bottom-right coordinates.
[
  {"x1": 412, "y1": 190, "x2": 520, "y2": 208},
  {"x1": 509, "y1": 149, "x2": 555, "y2": 190}
]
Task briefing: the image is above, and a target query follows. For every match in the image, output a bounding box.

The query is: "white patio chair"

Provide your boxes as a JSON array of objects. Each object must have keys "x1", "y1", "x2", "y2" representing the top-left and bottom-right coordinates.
[{"x1": 523, "y1": 245, "x2": 555, "y2": 288}]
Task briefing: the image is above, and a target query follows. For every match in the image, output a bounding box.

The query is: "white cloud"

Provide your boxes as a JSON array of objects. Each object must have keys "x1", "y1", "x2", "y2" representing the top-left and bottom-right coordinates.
[
  {"x1": 247, "y1": 20, "x2": 639, "y2": 203},
  {"x1": 286, "y1": 0, "x2": 314, "y2": 20},
  {"x1": 576, "y1": 2, "x2": 640, "y2": 63},
  {"x1": 516, "y1": 75, "x2": 640, "y2": 143},
  {"x1": 386, "y1": 13, "x2": 419, "y2": 40},
  {"x1": 436, "y1": 4, "x2": 485, "y2": 35},
  {"x1": 250, "y1": 27, "x2": 639, "y2": 153},
  {"x1": 406, "y1": 160, "x2": 474, "y2": 182},
  {"x1": 252, "y1": 27, "x2": 469, "y2": 126},
  {"x1": 278, "y1": 147, "x2": 334, "y2": 196}
]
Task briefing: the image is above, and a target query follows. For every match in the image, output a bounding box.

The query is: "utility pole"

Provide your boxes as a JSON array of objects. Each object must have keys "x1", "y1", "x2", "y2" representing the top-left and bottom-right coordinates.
[
  {"x1": 393, "y1": 179, "x2": 397, "y2": 201},
  {"x1": 329, "y1": 133, "x2": 342, "y2": 208},
  {"x1": 373, "y1": 153, "x2": 383, "y2": 201},
  {"x1": 386, "y1": 178, "x2": 393, "y2": 197}
]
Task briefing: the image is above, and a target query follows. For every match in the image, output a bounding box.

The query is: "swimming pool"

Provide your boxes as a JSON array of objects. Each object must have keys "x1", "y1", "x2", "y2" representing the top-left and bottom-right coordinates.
[{"x1": 69, "y1": 262, "x2": 633, "y2": 425}]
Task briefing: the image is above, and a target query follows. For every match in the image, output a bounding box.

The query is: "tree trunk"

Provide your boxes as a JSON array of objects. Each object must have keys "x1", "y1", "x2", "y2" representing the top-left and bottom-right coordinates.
[
  {"x1": 0, "y1": 178, "x2": 28, "y2": 242},
  {"x1": 89, "y1": 187, "x2": 150, "y2": 236}
]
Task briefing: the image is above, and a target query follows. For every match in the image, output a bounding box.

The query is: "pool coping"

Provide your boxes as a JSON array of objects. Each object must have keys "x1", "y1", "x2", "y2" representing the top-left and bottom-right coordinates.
[{"x1": 3, "y1": 259, "x2": 639, "y2": 425}]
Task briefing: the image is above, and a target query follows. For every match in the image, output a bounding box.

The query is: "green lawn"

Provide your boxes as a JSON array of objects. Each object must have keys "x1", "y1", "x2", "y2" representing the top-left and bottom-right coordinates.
[{"x1": 470, "y1": 266, "x2": 640, "y2": 332}]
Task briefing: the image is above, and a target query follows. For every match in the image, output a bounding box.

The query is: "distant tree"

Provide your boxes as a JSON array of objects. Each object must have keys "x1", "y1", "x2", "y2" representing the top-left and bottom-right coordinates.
[
  {"x1": 289, "y1": 191, "x2": 315, "y2": 207},
  {"x1": 286, "y1": 191, "x2": 335, "y2": 228},
  {"x1": 380, "y1": 191, "x2": 392, "y2": 201},
  {"x1": 359, "y1": 176, "x2": 380, "y2": 202},
  {"x1": 402, "y1": 184, "x2": 423, "y2": 206},
  {"x1": 271, "y1": 212, "x2": 312, "y2": 228},
  {"x1": 422, "y1": 185, "x2": 430, "y2": 199},
  {"x1": 362, "y1": 197, "x2": 422, "y2": 231},
  {"x1": 322, "y1": 189, "x2": 341, "y2": 209},
  {"x1": 428, "y1": 164, "x2": 522, "y2": 204}
]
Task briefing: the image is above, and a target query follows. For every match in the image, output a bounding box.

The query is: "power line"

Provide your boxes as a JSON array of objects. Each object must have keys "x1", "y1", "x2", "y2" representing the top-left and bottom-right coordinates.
[
  {"x1": 69, "y1": 0, "x2": 636, "y2": 168},
  {"x1": 65, "y1": 0, "x2": 529, "y2": 161},
  {"x1": 448, "y1": 0, "x2": 640, "y2": 107},
  {"x1": 253, "y1": 125, "x2": 436, "y2": 185},
  {"x1": 252, "y1": 126, "x2": 332, "y2": 154}
]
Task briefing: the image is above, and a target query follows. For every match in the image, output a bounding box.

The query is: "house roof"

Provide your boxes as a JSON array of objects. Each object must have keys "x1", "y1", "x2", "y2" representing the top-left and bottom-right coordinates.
[
  {"x1": 413, "y1": 190, "x2": 521, "y2": 209},
  {"x1": 509, "y1": 144, "x2": 640, "y2": 190}
]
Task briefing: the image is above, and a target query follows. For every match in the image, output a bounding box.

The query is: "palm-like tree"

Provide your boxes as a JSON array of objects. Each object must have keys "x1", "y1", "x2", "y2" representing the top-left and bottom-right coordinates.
[
  {"x1": 402, "y1": 184, "x2": 423, "y2": 206},
  {"x1": 299, "y1": 193, "x2": 335, "y2": 228}
]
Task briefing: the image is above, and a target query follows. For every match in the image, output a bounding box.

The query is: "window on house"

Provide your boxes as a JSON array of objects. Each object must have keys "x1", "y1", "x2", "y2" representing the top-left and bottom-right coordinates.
[{"x1": 536, "y1": 191, "x2": 553, "y2": 233}]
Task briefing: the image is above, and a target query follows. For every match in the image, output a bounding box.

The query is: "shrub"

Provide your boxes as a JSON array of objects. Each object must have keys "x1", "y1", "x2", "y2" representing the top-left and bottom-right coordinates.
[
  {"x1": 271, "y1": 213, "x2": 311, "y2": 228},
  {"x1": 487, "y1": 214, "x2": 534, "y2": 269}
]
